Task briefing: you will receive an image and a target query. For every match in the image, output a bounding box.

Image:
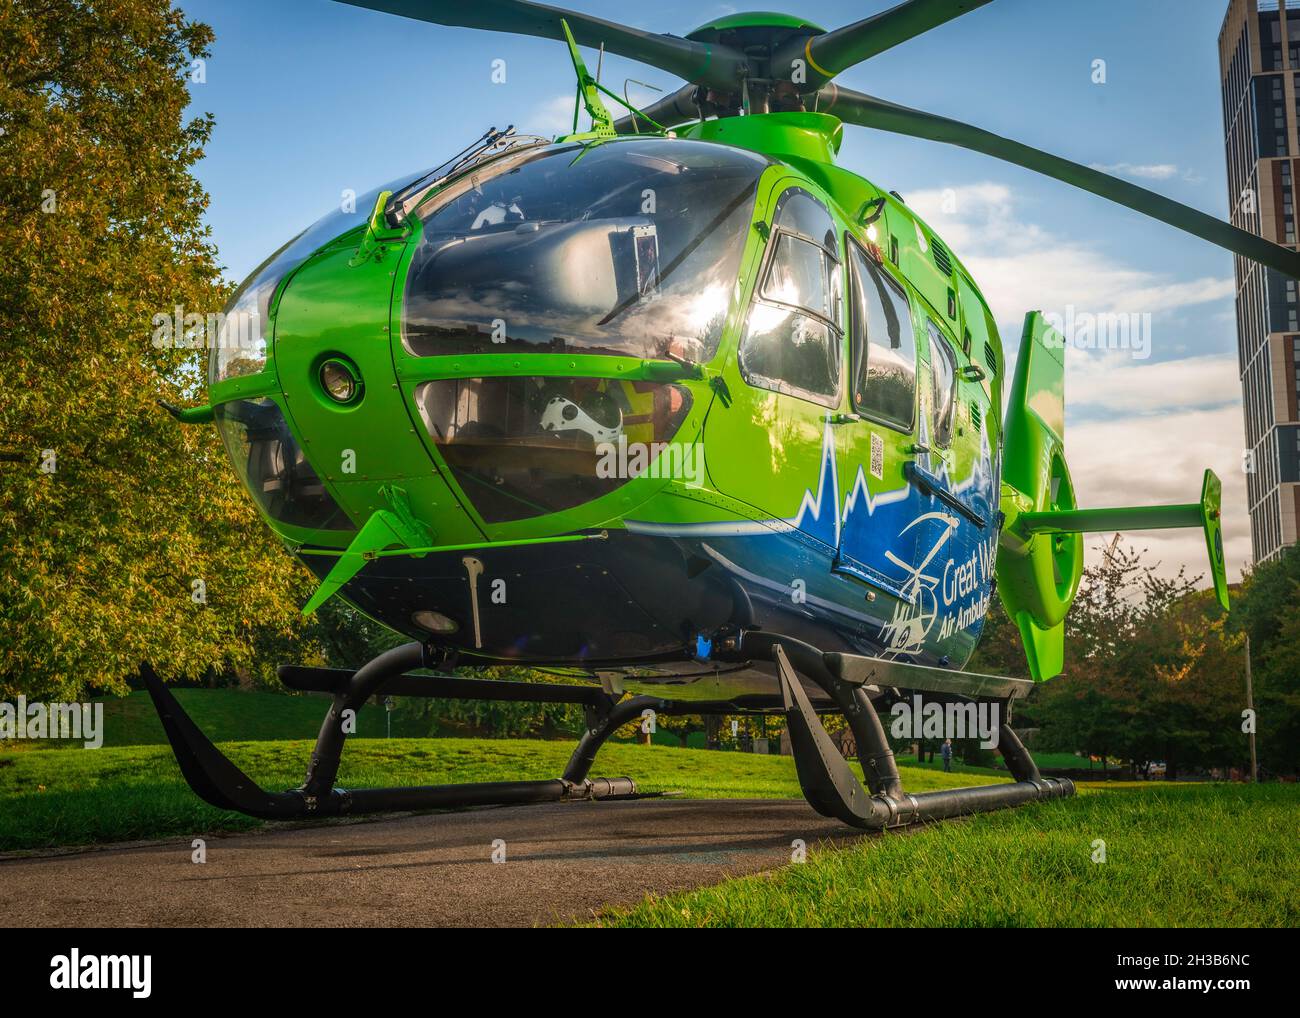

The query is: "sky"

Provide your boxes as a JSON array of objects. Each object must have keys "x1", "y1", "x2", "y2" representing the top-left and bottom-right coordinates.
[{"x1": 177, "y1": 0, "x2": 1252, "y2": 587}]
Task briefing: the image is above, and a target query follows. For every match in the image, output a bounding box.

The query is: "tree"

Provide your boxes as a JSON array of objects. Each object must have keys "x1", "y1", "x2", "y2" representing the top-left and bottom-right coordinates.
[
  {"x1": 1149, "y1": 602, "x2": 1246, "y2": 778},
  {"x1": 656, "y1": 713, "x2": 707, "y2": 749},
  {"x1": 1229, "y1": 550, "x2": 1300, "y2": 774},
  {"x1": 1, "y1": 1, "x2": 320, "y2": 700},
  {"x1": 1018, "y1": 540, "x2": 1256, "y2": 779}
]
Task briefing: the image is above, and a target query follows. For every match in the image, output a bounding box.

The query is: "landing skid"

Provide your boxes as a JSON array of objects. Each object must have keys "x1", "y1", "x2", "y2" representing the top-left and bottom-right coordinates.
[
  {"x1": 144, "y1": 638, "x2": 1072, "y2": 827},
  {"x1": 142, "y1": 644, "x2": 659, "y2": 819},
  {"x1": 764, "y1": 639, "x2": 1073, "y2": 828}
]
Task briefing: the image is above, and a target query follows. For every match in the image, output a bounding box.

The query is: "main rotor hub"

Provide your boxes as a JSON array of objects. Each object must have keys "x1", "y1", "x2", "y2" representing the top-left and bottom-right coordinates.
[
  {"x1": 686, "y1": 11, "x2": 824, "y2": 82},
  {"x1": 685, "y1": 11, "x2": 825, "y2": 45}
]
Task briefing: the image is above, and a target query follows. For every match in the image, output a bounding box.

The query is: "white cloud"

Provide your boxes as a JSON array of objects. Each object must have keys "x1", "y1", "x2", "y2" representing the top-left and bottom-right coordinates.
[
  {"x1": 906, "y1": 183, "x2": 1233, "y2": 332},
  {"x1": 528, "y1": 94, "x2": 577, "y2": 137},
  {"x1": 1087, "y1": 161, "x2": 1199, "y2": 183},
  {"x1": 1068, "y1": 350, "x2": 1241, "y2": 414},
  {"x1": 1067, "y1": 403, "x2": 1249, "y2": 585}
]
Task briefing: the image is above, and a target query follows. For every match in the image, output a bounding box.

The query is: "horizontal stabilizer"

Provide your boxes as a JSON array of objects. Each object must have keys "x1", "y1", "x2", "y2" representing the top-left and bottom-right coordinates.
[{"x1": 1015, "y1": 468, "x2": 1229, "y2": 612}]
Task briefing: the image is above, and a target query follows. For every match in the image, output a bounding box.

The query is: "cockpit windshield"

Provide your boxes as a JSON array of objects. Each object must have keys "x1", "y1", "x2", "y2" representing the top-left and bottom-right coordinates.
[
  {"x1": 209, "y1": 168, "x2": 431, "y2": 387},
  {"x1": 401, "y1": 139, "x2": 771, "y2": 364}
]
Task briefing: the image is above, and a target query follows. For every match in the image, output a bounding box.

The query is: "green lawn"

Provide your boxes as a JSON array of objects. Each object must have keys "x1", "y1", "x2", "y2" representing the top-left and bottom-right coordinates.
[
  {"x1": 6, "y1": 689, "x2": 1292, "y2": 927},
  {"x1": 0, "y1": 736, "x2": 1002, "y2": 852},
  {"x1": 10, "y1": 689, "x2": 1081, "y2": 771},
  {"x1": 4, "y1": 724, "x2": 1295, "y2": 927},
  {"x1": 10, "y1": 688, "x2": 427, "y2": 749},
  {"x1": 594, "y1": 782, "x2": 1300, "y2": 928}
]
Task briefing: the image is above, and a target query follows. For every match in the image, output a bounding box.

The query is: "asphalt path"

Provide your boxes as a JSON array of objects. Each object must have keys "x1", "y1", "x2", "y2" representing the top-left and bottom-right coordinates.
[{"x1": 2, "y1": 798, "x2": 871, "y2": 927}]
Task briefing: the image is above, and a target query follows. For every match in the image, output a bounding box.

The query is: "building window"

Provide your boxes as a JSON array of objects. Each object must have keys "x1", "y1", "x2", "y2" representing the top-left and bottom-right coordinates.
[
  {"x1": 1254, "y1": 75, "x2": 1289, "y2": 156},
  {"x1": 1260, "y1": 11, "x2": 1283, "y2": 71},
  {"x1": 1279, "y1": 425, "x2": 1300, "y2": 483},
  {"x1": 1282, "y1": 159, "x2": 1296, "y2": 244}
]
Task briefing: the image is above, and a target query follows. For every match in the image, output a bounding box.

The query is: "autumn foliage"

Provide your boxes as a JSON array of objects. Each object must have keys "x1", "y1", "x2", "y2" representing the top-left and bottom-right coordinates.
[{"x1": 1, "y1": 1, "x2": 319, "y2": 699}]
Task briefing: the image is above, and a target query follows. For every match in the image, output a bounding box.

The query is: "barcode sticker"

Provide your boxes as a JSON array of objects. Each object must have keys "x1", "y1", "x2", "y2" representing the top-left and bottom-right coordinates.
[{"x1": 870, "y1": 431, "x2": 884, "y2": 480}]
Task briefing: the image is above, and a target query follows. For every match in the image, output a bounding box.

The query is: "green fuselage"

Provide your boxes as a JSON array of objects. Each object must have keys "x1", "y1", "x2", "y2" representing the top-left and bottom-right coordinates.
[{"x1": 208, "y1": 112, "x2": 1009, "y2": 689}]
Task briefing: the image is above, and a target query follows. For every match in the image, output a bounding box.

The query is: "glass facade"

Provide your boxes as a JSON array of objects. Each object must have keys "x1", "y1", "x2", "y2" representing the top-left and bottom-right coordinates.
[
  {"x1": 1221, "y1": 0, "x2": 1300, "y2": 561},
  {"x1": 1254, "y1": 73, "x2": 1289, "y2": 156},
  {"x1": 1281, "y1": 423, "x2": 1300, "y2": 481}
]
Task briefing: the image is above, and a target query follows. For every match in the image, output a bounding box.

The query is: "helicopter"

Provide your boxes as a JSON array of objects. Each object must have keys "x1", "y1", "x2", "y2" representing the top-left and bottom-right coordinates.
[{"x1": 146, "y1": 0, "x2": 1259, "y2": 831}]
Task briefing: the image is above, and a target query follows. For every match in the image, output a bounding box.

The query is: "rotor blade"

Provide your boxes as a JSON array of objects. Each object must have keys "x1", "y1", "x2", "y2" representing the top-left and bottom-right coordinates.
[
  {"x1": 613, "y1": 82, "x2": 700, "y2": 134},
  {"x1": 335, "y1": 1, "x2": 746, "y2": 90},
  {"x1": 819, "y1": 86, "x2": 1300, "y2": 279},
  {"x1": 775, "y1": 0, "x2": 993, "y2": 91}
]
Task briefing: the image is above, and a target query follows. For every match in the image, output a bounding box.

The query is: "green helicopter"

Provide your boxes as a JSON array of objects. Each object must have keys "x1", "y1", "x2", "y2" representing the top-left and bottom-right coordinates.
[{"x1": 147, "y1": 1, "x2": 1254, "y2": 830}]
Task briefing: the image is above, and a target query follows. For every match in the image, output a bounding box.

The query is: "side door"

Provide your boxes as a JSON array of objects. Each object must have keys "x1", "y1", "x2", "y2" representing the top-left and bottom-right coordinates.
[
  {"x1": 833, "y1": 238, "x2": 931, "y2": 606},
  {"x1": 911, "y1": 313, "x2": 998, "y2": 658},
  {"x1": 704, "y1": 183, "x2": 846, "y2": 548},
  {"x1": 920, "y1": 314, "x2": 996, "y2": 525}
]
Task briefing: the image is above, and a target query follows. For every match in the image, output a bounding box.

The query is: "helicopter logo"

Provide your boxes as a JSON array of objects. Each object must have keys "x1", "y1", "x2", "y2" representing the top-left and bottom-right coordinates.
[{"x1": 879, "y1": 510, "x2": 960, "y2": 655}]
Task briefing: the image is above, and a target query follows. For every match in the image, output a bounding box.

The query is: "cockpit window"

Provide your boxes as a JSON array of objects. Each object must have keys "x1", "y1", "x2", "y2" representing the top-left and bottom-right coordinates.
[
  {"x1": 214, "y1": 398, "x2": 352, "y2": 530},
  {"x1": 927, "y1": 319, "x2": 958, "y2": 448},
  {"x1": 414, "y1": 375, "x2": 695, "y2": 523},
  {"x1": 401, "y1": 139, "x2": 770, "y2": 364}
]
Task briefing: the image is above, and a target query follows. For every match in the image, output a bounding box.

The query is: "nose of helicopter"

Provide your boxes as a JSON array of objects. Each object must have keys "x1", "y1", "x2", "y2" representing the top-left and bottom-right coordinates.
[{"x1": 217, "y1": 135, "x2": 762, "y2": 630}]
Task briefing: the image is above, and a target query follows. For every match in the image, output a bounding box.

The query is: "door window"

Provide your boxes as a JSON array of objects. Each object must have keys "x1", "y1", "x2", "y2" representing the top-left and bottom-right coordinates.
[
  {"x1": 927, "y1": 319, "x2": 958, "y2": 448},
  {"x1": 848, "y1": 241, "x2": 916, "y2": 431},
  {"x1": 738, "y1": 188, "x2": 842, "y2": 406}
]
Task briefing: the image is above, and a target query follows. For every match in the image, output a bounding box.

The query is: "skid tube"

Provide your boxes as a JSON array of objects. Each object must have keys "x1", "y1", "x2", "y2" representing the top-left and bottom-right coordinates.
[
  {"x1": 142, "y1": 642, "x2": 668, "y2": 820},
  {"x1": 741, "y1": 634, "x2": 1074, "y2": 828},
  {"x1": 145, "y1": 635, "x2": 1071, "y2": 828}
]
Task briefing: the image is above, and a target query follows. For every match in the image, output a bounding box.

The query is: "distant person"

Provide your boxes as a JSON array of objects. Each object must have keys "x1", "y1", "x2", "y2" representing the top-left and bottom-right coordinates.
[{"x1": 941, "y1": 739, "x2": 953, "y2": 772}]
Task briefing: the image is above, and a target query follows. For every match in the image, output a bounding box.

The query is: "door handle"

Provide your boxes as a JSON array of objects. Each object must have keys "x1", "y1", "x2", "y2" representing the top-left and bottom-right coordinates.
[{"x1": 904, "y1": 461, "x2": 987, "y2": 529}]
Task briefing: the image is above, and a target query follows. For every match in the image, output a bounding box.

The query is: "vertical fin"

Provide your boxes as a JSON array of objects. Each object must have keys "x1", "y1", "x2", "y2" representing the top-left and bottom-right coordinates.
[{"x1": 1014, "y1": 612, "x2": 1064, "y2": 683}]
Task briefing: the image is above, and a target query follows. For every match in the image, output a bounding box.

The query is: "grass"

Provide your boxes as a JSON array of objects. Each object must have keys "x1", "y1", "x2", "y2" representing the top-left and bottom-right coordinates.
[
  {"x1": 9, "y1": 689, "x2": 1081, "y2": 769},
  {"x1": 0, "y1": 736, "x2": 1003, "y2": 853},
  {"x1": 5, "y1": 719, "x2": 1294, "y2": 927},
  {"x1": 594, "y1": 782, "x2": 1300, "y2": 928},
  {"x1": 7, "y1": 689, "x2": 426, "y2": 749}
]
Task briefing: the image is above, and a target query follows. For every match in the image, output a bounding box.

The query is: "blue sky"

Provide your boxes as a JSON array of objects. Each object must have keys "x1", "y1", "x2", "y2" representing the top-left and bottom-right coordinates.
[{"x1": 178, "y1": 0, "x2": 1252, "y2": 581}]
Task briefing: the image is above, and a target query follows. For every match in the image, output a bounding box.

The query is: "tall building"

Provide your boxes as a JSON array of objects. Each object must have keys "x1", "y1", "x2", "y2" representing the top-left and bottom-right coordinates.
[{"x1": 1220, "y1": 0, "x2": 1300, "y2": 563}]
